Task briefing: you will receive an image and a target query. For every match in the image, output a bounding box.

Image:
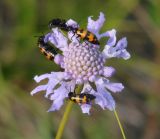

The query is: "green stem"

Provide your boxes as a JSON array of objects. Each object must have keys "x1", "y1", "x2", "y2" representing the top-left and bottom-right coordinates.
[
  {"x1": 55, "y1": 101, "x2": 73, "y2": 139},
  {"x1": 55, "y1": 85, "x2": 83, "y2": 139},
  {"x1": 113, "y1": 109, "x2": 126, "y2": 139}
]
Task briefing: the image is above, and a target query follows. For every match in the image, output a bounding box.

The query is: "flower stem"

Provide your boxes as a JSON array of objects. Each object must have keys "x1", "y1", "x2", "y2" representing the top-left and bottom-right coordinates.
[
  {"x1": 113, "y1": 109, "x2": 126, "y2": 139},
  {"x1": 55, "y1": 101, "x2": 73, "y2": 139},
  {"x1": 55, "y1": 85, "x2": 83, "y2": 139}
]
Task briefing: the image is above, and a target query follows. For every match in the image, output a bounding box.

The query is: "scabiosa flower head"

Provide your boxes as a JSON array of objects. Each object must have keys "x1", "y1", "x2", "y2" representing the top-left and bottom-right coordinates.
[
  {"x1": 63, "y1": 43, "x2": 105, "y2": 83},
  {"x1": 31, "y1": 12, "x2": 131, "y2": 114}
]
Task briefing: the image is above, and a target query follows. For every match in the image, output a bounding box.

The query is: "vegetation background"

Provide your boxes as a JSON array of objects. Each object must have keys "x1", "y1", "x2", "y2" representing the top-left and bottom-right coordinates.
[{"x1": 0, "y1": 0, "x2": 160, "y2": 139}]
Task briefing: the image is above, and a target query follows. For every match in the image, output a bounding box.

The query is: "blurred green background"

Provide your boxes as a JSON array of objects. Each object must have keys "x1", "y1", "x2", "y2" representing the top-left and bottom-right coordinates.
[{"x1": 0, "y1": 0, "x2": 160, "y2": 139}]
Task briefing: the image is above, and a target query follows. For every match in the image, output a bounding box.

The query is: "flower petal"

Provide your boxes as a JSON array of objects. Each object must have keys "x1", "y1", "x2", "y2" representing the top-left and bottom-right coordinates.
[
  {"x1": 82, "y1": 83, "x2": 92, "y2": 93},
  {"x1": 105, "y1": 83, "x2": 124, "y2": 93},
  {"x1": 116, "y1": 37, "x2": 127, "y2": 49},
  {"x1": 32, "y1": 72, "x2": 65, "y2": 98},
  {"x1": 103, "y1": 66, "x2": 116, "y2": 78},
  {"x1": 102, "y1": 36, "x2": 131, "y2": 60},
  {"x1": 47, "y1": 83, "x2": 69, "y2": 112},
  {"x1": 87, "y1": 12, "x2": 105, "y2": 36},
  {"x1": 48, "y1": 72, "x2": 64, "y2": 82},
  {"x1": 117, "y1": 49, "x2": 131, "y2": 60},
  {"x1": 48, "y1": 99, "x2": 64, "y2": 111},
  {"x1": 88, "y1": 75, "x2": 96, "y2": 82},
  {"x1": 95, "y1": 77, "x2": 109, "y2": 85},
  {"x1": 66, "y1": 19, "x2": 79, "y2": 28},
  {"x1": 102, "y1": 91, "x2": 115, "y2": 110},
  {"x1": 115, "y1": 37, "x2": 131, "y2": 59},
  {"x1": 50, "y1": 83, "x2": 68, "y2": 101},
  {"x1": 100, "y1": 29, "x2": 117, "y2": 46},
  {"x1": 31, "y1": 72, "x2": 64, "y2": 97},
  {"x1": 95, "y1": 79, "x2": 116, "y2": 110},
  {"x1": 47, "y1": 32, "x2": 58, "y2": 45},
  {"x1": 49, "y1": 28, "x2": 68, "y2": 51},
  {"x1": 54, "y1": 54, "x2": 64, "y2": 67},
  {"x1": 50, "y1": 72, "x2": 64, "y2": 81},
  {"x1": 81, "y1": 104, "x2": 91, "y2": 115},
  {"x1": 34, "y1": 74, "x2": 51, "y2": 83},
  {"x1": 31, "y1": 85, "x2": 48, "y2": 96},
  {"x1": 45, "y1": 78, "x2": 59, "y2": 98},
  {"x1": 94, "y1": 93, "x2": 107, "y2": 109},
  {"x1": 44, "y1": 33, "x2": 52, "y2": 43}
]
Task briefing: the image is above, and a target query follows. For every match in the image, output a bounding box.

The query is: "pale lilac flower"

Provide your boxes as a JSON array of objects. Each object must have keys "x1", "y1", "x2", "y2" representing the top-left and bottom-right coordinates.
[{"x1": 31, "y1": 12, "x2": 130, "y2": 114}]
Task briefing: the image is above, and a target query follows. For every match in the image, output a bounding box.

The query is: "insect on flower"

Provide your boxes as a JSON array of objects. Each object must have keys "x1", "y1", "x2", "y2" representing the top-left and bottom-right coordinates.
[
  {"x1": 31, "y1": 12, "x2": 131, "y2": 114},
  {"x1": 48, "y1": 18, "x2": 100, "y2": 45},
  {"x1": 68, "y1": 90, "x2": 96, "y2": 104},
  {"x1": 48, "y1": 18, "x2": 69, "y2": 31},
  {"x1": 37, "y1": 35, "x2": 58, "y2": 61}
]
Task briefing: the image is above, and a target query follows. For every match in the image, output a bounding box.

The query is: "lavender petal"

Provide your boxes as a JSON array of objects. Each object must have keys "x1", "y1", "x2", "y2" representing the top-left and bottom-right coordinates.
[
  {"x1": 103, "y1": 66, "x2": 116, "y2": 78},
  {"x1": 81, "y1": 104, "x2": 91, "y2": 114},
  {"x1": 87, "y1": 12, "x2": 105, "y2": 36},
  {"x1": 105, "y1": 83, "x2": 124, "y2": 93}
]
